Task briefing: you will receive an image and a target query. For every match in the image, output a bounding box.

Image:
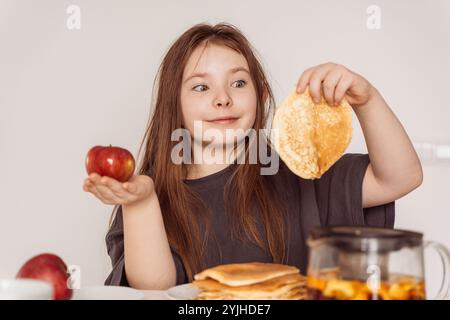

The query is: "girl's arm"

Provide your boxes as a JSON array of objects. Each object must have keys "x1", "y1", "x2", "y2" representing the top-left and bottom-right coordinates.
[
  {"x1": 123, "y1": 192, "x2": 177, "y2": 290},
  {"x1": 353, "y1": 87, "x2": 423, "y2": 208},
  {"x1": 84, "y1": 174, "x2": 177, "y2": 289},
  {"x1": 297, "y1": 63, "x2": 423, "y2": 208}
]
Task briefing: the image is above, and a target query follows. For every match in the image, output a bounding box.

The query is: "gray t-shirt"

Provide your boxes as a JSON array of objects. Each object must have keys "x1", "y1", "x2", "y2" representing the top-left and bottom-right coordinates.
[{"x1": 104, "y1": 153, "x2": 395, "y2": 286}]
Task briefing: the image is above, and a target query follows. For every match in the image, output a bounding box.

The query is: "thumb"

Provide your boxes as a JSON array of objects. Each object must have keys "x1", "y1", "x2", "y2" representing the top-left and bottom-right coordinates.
[{"x1": 123, "y1": 182, "x2": 137, "y2": 193}]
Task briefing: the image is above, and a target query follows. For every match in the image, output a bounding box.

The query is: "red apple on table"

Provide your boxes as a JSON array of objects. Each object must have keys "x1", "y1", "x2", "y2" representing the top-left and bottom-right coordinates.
[
  {"x1": 85, "y1": 145, "x2": 135, "y2": 182},
  {"x1": 16, "y1": 253, "x2": 72, "y2": 300}
]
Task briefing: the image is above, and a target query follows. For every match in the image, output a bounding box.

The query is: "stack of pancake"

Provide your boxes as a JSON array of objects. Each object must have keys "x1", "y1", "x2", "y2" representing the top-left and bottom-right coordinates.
[{"x1": 191, "y1": 262, "x2": 307, "y2": 300}]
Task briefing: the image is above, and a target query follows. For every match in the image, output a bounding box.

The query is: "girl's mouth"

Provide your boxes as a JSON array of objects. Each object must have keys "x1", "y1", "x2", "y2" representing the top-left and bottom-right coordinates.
[{"x1": 207, "y1": 117, "x2": 239, "y2": 125}]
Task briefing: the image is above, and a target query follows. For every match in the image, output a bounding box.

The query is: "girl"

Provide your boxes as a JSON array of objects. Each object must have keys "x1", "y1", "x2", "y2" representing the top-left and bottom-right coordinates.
[{"x1": 83, "y1": 23, "x2": 423, "y2": 290}]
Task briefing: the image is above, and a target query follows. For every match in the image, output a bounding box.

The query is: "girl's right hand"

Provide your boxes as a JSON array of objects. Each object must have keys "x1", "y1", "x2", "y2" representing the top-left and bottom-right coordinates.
[{"x1": 83, "y1": 173, "x2": 155, "y2": 206}]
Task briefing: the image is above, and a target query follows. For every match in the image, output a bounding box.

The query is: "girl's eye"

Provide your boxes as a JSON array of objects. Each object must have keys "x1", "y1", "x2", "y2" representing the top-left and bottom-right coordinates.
[
  {"x1": 232, "y1": 80, "x2": 246, "y2": 88},
  {"x1": 192, "y1": 84, "x2": 208, "y2": 92},
  {"x1": 192, "y1": 80, "x2": 247, "y2": 92}
]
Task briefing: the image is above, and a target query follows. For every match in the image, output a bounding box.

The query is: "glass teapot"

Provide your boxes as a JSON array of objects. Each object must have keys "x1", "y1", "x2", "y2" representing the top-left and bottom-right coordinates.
[{"x1": 306, "y1": 226, "x2": 450, "y2": 300}]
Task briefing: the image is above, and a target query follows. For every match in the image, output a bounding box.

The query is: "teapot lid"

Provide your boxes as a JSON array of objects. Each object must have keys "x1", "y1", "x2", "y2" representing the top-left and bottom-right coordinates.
[{"x1": 308, "y1": 226, "x2": 423, "y2": 252}]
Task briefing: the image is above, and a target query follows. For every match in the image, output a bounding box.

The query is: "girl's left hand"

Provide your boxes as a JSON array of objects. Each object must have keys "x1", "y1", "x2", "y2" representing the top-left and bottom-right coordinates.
[{"x1": 296, "y1": 62, "x2": 375, "y2": 108}]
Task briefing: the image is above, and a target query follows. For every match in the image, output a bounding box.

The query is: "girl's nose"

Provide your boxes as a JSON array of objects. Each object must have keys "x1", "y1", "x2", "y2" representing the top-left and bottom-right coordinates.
[{"x1": 215, "y1": 97, "x2": 232, "y2": 108}]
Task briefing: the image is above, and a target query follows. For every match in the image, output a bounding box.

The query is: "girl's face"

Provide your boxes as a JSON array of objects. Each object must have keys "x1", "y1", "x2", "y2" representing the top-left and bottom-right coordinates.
[{"x1": 180, "y1": 43, "x2": 257, "y2": 145}]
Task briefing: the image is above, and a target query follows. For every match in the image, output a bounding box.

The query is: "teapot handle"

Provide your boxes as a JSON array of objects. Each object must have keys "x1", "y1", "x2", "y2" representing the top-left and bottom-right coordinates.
[{"x1": 425, "y1": 241, "x2": 450, "y2": 300}]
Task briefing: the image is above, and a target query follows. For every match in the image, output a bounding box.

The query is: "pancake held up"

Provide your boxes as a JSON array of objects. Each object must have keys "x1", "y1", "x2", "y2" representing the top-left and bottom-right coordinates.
[{"x1": 273, "y1": 87, "x2": 353, "y2": 179}]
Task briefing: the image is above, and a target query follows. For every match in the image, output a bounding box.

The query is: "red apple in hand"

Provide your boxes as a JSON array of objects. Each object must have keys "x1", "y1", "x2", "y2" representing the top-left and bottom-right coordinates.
[
  {"x1": 85, "y1": 145, "x2": 135, "y2": 182},
  {"x1": 16, "y1": 253, "x2": 72, "y2": 300}
]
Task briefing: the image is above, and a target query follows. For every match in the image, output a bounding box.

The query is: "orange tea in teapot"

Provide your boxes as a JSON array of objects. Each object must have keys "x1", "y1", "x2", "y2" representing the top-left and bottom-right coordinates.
[
  {"x1": 305, "y1": 227, "x2": 450, "y2": 300},
  {"x1": 306, "y1": 268, "x2": 425, "y2": 300}
]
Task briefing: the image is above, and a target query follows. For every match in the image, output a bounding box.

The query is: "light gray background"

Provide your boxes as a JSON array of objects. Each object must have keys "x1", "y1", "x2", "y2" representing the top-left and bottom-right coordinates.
[{"x1": 1, "y1": 0, "x2": 449, "y2": 296}]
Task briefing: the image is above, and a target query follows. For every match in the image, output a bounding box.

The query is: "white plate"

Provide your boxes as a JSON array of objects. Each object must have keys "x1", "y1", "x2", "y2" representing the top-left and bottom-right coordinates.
[
  {"x1": 72, "y1": 286, "x2": 145, "y2": 300},
  {"x1": 0, "y1": 279, "x2": 53, "y2": 300},
  {"x1": 166, "y1": 283, "x2": 199, "y2": 300}
]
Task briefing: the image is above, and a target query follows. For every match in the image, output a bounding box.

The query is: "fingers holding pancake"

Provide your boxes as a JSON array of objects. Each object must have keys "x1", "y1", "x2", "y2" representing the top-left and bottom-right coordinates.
[
  {"x1": 297, "y1": 63, "x2": 356, "y2": 106},
  {"x1": 322, "y1": 68, "x2": 344, "y2": 106}
]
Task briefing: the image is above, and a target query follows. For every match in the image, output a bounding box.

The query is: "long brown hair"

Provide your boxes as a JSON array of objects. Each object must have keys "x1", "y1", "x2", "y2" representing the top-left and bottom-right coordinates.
[{"x1": 111, "y1": 22, "x2": 287, "y2": 282}]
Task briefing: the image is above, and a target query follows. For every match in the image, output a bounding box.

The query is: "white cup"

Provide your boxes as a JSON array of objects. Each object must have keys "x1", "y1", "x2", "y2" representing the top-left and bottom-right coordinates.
[{"x1": 0, "y1": 279, "x2": 53, "y2": 300}]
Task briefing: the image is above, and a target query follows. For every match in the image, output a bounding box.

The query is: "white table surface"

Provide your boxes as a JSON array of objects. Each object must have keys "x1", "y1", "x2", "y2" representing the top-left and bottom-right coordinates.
[{"x1": 141, "y1": 289, "x2": 170, "y2": 300}]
